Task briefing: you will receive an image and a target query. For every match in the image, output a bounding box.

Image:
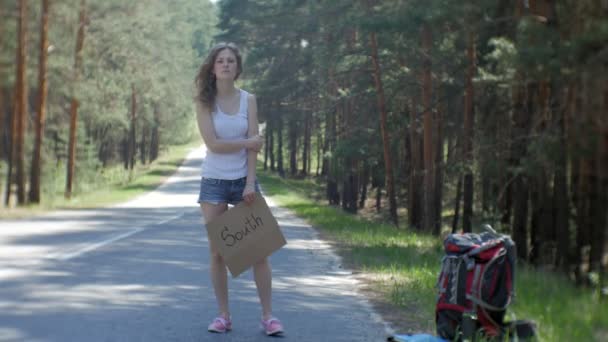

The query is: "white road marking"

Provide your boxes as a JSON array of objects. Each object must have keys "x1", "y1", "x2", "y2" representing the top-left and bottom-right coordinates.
[{"x1": 46, "y1": 211, "x2": 186, "y2": 261}]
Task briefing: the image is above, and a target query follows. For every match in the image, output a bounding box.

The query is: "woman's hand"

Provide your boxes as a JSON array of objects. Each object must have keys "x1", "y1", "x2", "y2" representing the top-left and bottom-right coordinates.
[
  {"x1": 245, "y1": 135, "x2": 264, "y2": 152},
  {"x1": 243, "y1": 183, "x2": 256, "y2": 204}
]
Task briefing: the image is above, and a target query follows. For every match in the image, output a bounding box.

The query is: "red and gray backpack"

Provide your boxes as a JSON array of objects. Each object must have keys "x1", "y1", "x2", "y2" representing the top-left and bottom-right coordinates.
[{"x1": 435, "y1": 225, "x2": 518, "y2": 340}]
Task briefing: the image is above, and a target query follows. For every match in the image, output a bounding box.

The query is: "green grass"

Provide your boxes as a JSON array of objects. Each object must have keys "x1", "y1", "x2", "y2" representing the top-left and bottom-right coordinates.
[
  {"x1": 511, "y1": 267, "x2": 608, "y2": 341},
  {"x1": 257, "y1": 168, "x2": 608, "y2": 341},
  {"x1": 0, "y1": 141, "x2": 200, "y2": 218}
]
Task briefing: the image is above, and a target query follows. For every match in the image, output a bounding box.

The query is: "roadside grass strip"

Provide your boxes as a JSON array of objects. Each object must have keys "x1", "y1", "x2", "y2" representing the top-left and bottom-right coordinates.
[{"x1": 257, "y1": 169, "x2": 608, "y2": 342}]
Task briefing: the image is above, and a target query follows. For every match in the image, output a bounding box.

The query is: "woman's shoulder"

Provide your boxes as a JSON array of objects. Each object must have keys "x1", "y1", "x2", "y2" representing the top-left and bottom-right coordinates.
[
  {"x1": 239, "y1": 88, "x2": 256, "y2": 99},
  {"x1": 195, "y1": 98, "x2": 212, "y2": 115},
  {"x1": 239, "y1": 89, "x2": 257, "y2": 109}
]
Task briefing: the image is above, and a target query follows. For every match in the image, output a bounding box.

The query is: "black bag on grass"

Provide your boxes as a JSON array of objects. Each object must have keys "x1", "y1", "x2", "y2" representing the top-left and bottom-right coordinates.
[{"x1": 435, "y1": 225, "x2": 519, "y2": 340}]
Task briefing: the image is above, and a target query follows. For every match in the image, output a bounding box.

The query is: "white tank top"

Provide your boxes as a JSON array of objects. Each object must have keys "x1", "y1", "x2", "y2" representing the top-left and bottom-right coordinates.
[{"x1": 201, "y1": 89, "x2": 249, "y2": 180}]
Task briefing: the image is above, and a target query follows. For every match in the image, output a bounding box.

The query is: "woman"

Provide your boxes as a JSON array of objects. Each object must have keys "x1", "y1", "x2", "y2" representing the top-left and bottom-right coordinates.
[{"x1": 194, "y1": 42, "x2": 284, "y2": 336}]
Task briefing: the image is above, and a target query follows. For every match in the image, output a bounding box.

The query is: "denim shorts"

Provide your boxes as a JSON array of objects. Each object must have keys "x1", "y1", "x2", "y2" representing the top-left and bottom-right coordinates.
[{"x1": 198, "y1": 177, "x2": 261, "y2": 205}]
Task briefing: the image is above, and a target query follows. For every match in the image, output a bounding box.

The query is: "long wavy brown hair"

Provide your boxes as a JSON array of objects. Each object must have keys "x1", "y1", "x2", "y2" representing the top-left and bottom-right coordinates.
[{"x1": 194, "y1": 42, "x2": 243, "y2": 111}]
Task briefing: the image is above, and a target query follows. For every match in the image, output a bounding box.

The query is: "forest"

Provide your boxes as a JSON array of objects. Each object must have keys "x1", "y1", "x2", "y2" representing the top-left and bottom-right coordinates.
[
  {"x1": 2, "y1": 0, "x2": 607, "y2": 296},
  {"x1": 0, "y1": 0, "x2": 217, "y2": 203},
  {"x1": 214, "y1": 0, "x2": 607, "y2": 289}
]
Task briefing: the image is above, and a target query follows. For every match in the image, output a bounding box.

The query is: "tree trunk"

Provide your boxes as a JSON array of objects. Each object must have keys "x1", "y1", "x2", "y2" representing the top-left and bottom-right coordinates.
[
  {"x1": 13, "y1": 0, "x2": 29, "y2": 205},
  {"x1": 0, "y1": 88, "x2": 5, "y2": 161},
  {"x1": 589, "y1": 168, "x2": 606, "y2": 275},
  {"x1": 598, "y1": 129, "x2": 608, "y2": 301},
  {"x1": 554, "y1": 158, "x2": 570, "y2": 271},
  {"x1": 301, "y1": 111, "x2": 311, "y2": 176},
  {"x1": 479, "y1": 83, "x2": 497, "y2": 216},
  {"x1": 66, "y1": 0, "x2": 86, "y2": 199},
  {"x1": 435, "y1": 85, "x2": 445, "y2": 235},
  {"x1": 421, "y1": 24, "x2": 436, "y2": 233},
  {"x1": 316, "y1": 114, "x2": 322, "y2": 176},
  {"x1": 513, "y1": 175, "x2": 530, "y2": 261},
  {"x1": 0, "y1": 20, "x2": 4, "y2": 161},
  {"x1": 321, "y1": 113, "x2": 329, "y2": 177},
  {"x1": 409, "y1": 97, "x2": 423, "y2": 230},
  {"x1": 121, "y1": 137, "x2": 128, "y2": 169},
  {"x1": 128, "y1": 84, "x2": 136, "y2": 170},
  {"x1": 288, "y1": 117, "x2": 297, "y2": 176},
  {"x1": 481, "y1": 173, "x2": 490, "y2": 213},
  {"x1": 359, "y1": 165, "x2": 369, "y2": 209},
  {"x1": 307, "y1": 112, "x2": 312, "y2": 176},
  {"x1": 528, "y1": 0, "x2": 558, "y2": 266},
  {"x1": 269, "y1": 112, "x2": 275, "y2": 171},
  {"x1": 402, "y1": 101, "x2": 411, "y2": 196},
  {"x1": 5, "y1": 4, "x2": 21, "y2": 206},
  {"x1": 569, "y1": 83, "x2": 583, "y2": 280},
  {"x1": 340, "y1": 100, "x2": 349, "y2": 211},
  {"x1": 452, "y1": 175, "x2": 463, "y2": 233},
  {"x1": 376, "y1": 185, "x2": 382, "y2": 212},
  {"x1": 149, "y1": 125, "x2": 159, "y2": 162},
  {"x1": 574, "y1": 158, "x2": 592, "y2": 284},
  {"x1": 462, "y1": 30, "x2": 476, "y2": 233},
  {"x1": 345, "y1": 160, "x2": 359, "y2": 213},
  {"x1": 369, "y1": 31, "x2": 398, "y2": 226},
  {"x1": 276, "y1": 105, "x2": 284, "y2": 177},
  {"x1": 510, "y1": 82, "x2": 534, "y2": 260},
  {"x1": 588, "y1": 75, "x2": 608, "y2": 285},
  {"x1": 29, "y1": 0, "x2": 50, "y2": 204},
  {"x1": 139, "y1": 120, "x2": 147, "y2": 165},
  {"x1": 340, "y1": 87, "x2": 357, "y2": 213},
  {"x1": 553, "y1": 86, "x2": 571, "y2": 273},
  {"x1": 341, "y1": 177, "x2": 349, "y2": 211},
  {"x1": 149, "y1": 105, "x2": 160, "y2": 162},
  {"x1": 530, "y1": 170, "x2": 552, "y2": 265},
  {"x1": 500, "y1": 176, "x2": 514, "y2": 222},
  {"x1": 326, "y1": 109, "x2": 339, "y2": 204},
  {"x1": 4, "y1": 95, "x2": 16, "y2": 207},
  {"x1": 264, "y1": 116, "x2": 269, "y2": 171},
  {"x1": 327, "y1": 179, "x2": 340, "y2": 205}
]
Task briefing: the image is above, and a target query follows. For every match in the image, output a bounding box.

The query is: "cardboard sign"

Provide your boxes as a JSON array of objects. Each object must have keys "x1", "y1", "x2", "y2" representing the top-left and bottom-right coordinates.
[{"x1": 205, "y1": 194, "x2": 286, "y2": 277}]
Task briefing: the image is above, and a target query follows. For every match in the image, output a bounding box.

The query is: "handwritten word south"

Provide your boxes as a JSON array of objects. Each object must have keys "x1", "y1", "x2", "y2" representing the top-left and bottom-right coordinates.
[{"x1": 221, "y1": 213, "x2": 264, "y2": 247}]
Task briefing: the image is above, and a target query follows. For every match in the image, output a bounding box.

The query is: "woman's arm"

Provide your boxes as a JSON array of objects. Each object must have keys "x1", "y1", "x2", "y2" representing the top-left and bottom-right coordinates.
[
  {"x1": 195, "y1": 100, "x2": 262, "y2": 154},
  {"x1": 243, "y1": 94, "x2": 261, "y2": 203}
]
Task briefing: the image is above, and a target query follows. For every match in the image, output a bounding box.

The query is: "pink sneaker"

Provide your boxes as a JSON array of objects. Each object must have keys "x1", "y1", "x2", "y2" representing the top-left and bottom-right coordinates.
[
  {"x1": 208, "y1": 316, "x2": 232, "y2": 333},
  {"x1": 261, "y1": 317, "x2": 284, "y2": 336}
]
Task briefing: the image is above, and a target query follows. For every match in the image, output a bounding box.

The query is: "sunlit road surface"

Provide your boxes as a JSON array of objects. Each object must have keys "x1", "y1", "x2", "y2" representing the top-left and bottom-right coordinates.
[{"x1": 0, "y1": 146, "x2": 392, "y2": 342}]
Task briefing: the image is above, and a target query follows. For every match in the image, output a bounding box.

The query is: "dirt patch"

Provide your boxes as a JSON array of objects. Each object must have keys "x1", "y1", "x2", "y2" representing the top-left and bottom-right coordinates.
[
  {"x1": 595, "y1": 328, "x2": 608, "y2": 342},
  {"x1": 313, "y1": 228, "x2": 435, "y2": 335},
  {"x1": 353, "y1": 271, "x2": 435, "y2": 335},
  {"x1": 296, "y1": 191, "x2": 437, "y2": 334}
]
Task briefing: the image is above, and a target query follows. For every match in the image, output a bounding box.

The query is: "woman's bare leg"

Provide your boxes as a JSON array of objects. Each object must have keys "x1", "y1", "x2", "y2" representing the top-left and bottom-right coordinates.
[
  {"x1": 201, "y1": 202, "x2": 230, "y2": 318},
  {"x1": 253, "y1": 257, "x2": 273, "y2": 320}
]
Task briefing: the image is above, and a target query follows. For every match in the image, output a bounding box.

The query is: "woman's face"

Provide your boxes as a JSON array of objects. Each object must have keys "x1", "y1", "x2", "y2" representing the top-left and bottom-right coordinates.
[{"x1": 213, "y1": 48, "x2": 238, "y2": 81}]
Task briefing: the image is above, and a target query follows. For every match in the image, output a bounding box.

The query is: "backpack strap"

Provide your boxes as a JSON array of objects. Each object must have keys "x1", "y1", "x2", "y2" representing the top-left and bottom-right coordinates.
[
  {"x1": 466, "y1": 238, "x2": 503, "y2": 257},
  {"x1": 466, "y1": 247, "x2": 512, "y2": 311}
]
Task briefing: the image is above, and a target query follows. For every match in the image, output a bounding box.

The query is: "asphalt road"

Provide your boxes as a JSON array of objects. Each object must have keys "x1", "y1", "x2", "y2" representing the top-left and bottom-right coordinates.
[{"x1": 0, "y1": 147, "x2": 393, "y2": 342}]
